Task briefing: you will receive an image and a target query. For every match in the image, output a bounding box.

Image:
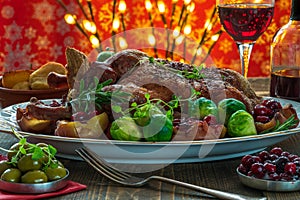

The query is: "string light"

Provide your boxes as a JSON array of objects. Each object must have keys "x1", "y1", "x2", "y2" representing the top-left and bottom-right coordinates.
[
  {"x1": 119, "y1": 37, "x2": 128, "y2": 49},
  {"x1": 173, "y1": 26, "x2": 180, "y2": 38},
  {"x1": 83, "y1": 20, "x2": 97, "y2": 34},
  {"x1": 183, "y1": 24, "x2": 191, "y2": 35},
  {"x1": 64, "y1": 14, "x2": 76, "y2": 24},
  {"x1": 145, "y1": 0, "x2": 152, "y2": 12},
  {"x1": 89, "y1": 35, "x2": 99, "y2": 48},
  {"x1": 118, "y1": 0, "x2": 126, "y2": 13},
  {"x1": 184, "y1": 0, "x2": 192, "y2": 5},
  {"x1": 187, "y1": 2, "x2": 195, "y2": 13},
  {"x1": 148, "y1": 34, "x2": 156, "y2": 46},
  {"x1": 112, "y1": 17, "x2": 120, "y2": 31},
  {"x1": 157, "y1": 1, "x2": 165, "y2": 14}
]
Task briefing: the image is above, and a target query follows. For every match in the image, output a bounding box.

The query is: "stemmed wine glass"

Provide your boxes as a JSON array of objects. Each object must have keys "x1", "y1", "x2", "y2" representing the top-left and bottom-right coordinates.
[{"x1": 217, "y1": 0, "x2": 275, "y2": 77}]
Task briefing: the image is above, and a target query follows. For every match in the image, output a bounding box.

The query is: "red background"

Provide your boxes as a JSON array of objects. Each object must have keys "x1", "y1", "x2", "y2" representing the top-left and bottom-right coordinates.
[{"x1": 0, "y1": 0, "x2": 291, "y2": 77}]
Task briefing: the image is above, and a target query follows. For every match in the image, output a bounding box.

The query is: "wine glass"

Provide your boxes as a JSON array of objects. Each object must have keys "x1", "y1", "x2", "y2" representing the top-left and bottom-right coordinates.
[{"x1": 217, "y1": 0, "x2": 275, "y2": 77}]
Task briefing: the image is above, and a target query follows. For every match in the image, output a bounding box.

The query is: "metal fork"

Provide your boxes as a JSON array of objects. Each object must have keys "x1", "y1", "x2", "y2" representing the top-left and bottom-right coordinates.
[{"x1": 76, "y1": 147, "x2": 266, "y2": 200}]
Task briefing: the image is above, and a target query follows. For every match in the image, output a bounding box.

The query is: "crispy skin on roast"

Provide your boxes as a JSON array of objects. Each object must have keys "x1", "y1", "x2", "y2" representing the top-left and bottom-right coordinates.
[{"x1": 105, "y1": 49, "x2": 148, "y2": 78}]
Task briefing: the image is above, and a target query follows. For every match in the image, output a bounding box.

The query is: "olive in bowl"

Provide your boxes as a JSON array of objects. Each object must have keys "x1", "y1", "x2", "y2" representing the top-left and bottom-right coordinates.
[
  {"x1": 237, "y1": 147, "x2": 300, "y2": 191},
  {"x1": 0, "y1": 134, "x2": 69, "y2": 193}
]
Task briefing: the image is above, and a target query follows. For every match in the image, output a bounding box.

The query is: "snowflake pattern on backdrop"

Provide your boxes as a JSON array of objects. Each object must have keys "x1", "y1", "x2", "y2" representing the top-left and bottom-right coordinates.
[{"x1": 0, "y1": 0, "x2": 292, "y2": 77}]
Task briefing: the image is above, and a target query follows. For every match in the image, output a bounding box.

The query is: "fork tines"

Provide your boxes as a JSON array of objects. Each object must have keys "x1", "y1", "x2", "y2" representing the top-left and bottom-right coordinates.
[{"x1": 75, "y1": 147, "x2": 131, "y2": 183}]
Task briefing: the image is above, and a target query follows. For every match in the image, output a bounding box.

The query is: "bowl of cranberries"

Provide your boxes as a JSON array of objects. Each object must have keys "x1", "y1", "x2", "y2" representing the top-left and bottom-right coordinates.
[{"x1": 237, "y1": 147, "x2": 300, "y2": 192}]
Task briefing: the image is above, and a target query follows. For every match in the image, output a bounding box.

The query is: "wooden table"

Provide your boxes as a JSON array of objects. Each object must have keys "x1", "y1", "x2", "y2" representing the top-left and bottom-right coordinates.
[{"x1": 1, "y1": 78, "x2": 300, "y2": 200}]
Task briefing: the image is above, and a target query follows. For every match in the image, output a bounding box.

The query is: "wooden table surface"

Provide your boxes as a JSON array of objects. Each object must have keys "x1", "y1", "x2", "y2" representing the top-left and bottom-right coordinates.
[{"x1": 1, "y1": 78, "x2": 300, "y2": 200}]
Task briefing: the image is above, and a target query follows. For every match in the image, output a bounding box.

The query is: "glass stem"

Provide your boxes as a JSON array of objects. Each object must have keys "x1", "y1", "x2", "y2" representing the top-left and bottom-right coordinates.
[{"x1": 236, "y1": 42, "x2": 255, "y2": 78}]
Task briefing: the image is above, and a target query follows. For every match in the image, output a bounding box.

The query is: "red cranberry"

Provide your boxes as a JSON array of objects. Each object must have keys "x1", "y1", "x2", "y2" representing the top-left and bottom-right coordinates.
[
  {"x1": 255, "y1": 115, "x2": 270, "y2": 123},
  {"x1": 88, "y1": 110, "x2": 100, "y2": 118},
  {"x1": 269, "y1": 154, "x2": 279, "y2": 161},
  {"x1": 251, "y1": 163, "x2": 265, "y2": 178},
  {"x1": 274, "y1": 156, "x2": 290, "y2": 173},
  {"x1": 241, "y1": 155, "x2": 256, "y2": 169},
  {"x1": 270, "y1": 147, "x2": 283, "y2": 156},
  {"x1": 280, "y1": 173, "x2": 293, "y2": 181},
  {"x1": 264, "y1": 163, "x2": 276, "y2": 173},
  {"x1": 264, "y1": 99, "x2": 282, "y2": 110},
  {"x1": 269, "y1": 172, "x2": 280, "y2": 181},
  {"x1": 281, "y1": 151, "x2": 290, "y2": 157},
  {"x1": 284, "y1": 162, "x2": 297, "y2": 175},
  {"x1": 203, "y1": 115, "x2": 218, "y2": 125},
  {"x1": 258, "y1": 151, "x2": 270, "y2": 162},
  {"x1": 253, "y1": 104, "x2": 273, "y2": 116},
  {"x1": 288, "y1": 154, "x2": 299, "y2": 162},
  {"x1": 237, "y1": 164, "x2": 248, "y2": 175}
]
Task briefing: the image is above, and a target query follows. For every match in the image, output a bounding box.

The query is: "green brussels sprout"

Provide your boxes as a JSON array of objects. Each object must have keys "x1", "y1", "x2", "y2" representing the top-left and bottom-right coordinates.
[
  {"x1": 218, "y1": 98, "x2": 246, "y2": 125},
  {"x1": 227, "y1": 110, "x2": 257, "y2": 137},
  {"x1": 143, "y1": 114, "x2": 173, "y2": 142},
  {"x1": 133, "y1": 104, "x2": 163, "y2": 126},
  {"x1": 110, "y1": 116, "x2": 142, "y2": 141},
  {"x1": 96, "y1": 51, "x2": 115, "y2": 62},
  {"x1": 190, "y1": 97, "x2": 218, "y2": 119}
]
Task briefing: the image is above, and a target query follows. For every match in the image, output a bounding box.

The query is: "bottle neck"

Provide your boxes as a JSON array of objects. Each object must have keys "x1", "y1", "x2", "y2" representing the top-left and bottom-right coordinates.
[{"x1": 290, "y1": 0, "x2": 300, "y2": 21}]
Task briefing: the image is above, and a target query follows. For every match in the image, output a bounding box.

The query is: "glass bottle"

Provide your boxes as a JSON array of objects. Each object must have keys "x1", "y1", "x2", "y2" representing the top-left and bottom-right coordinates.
[{"x1": 270, "y1": 0, "x2": 300, "y2": 102}]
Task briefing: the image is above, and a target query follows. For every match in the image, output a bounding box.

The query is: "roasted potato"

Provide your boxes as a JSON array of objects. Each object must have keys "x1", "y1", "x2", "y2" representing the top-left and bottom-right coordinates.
[
  {"x1": 1, "y1": 70, "x2": 32, "y2": 89},
  {"x1": 29, "y1": 62, "x2": 67, "y2": 90}
]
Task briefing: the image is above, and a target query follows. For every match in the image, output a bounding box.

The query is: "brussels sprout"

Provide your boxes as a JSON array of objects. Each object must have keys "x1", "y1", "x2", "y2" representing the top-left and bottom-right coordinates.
[
  {"x1": 133, "y1": 104, "x2": 163, "y2": 126},
  {"x1": 143, "y1": 114, "x2": 173, "y2": 142},
  {"x1": 227, "y1": 110, "x2": 257, "y2": 137},
  {"x1": 110, "y1": 116, "x2": 142, "y2": 141},
  {"x1": 190, "y1": 97, "x2": 218, "y2": 119},
  {"x1": 96, "y1": 51, "x2": 115, "y2": 62},
  {"x1": 218, "y1": 98, "x2": 246, "y2": 125}
]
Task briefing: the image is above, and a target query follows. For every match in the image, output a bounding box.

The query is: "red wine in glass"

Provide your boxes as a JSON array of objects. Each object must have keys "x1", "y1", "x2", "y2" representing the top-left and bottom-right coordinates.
[{"x1": 218, "y1": 4, "x2": 274, "y2": 43}]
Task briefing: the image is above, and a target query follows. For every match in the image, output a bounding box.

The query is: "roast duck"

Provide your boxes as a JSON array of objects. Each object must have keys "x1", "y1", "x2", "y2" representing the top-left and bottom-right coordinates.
[{"x1": 16, "y1": 47, "x2": 299, "y2": 141}]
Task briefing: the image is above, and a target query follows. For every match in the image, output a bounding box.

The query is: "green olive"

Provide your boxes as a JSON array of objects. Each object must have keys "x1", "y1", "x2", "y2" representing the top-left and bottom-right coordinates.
[
  {"x1": 0, "y1": 161, "x2": 11, "y2": 176},
  {"x1": 45, "y1": 166, "x2": 67, "y2": 181},
  {"x1": 17, "y1": 154, "x2": 42, "y2": 172},
  {"x1": 21, "y1": 170, "x2": 48, "y2": 183},
  {"x1": 7, "y1": 142, "x2": 29, "y2": 161},
  {"x1": 1, "y1": 168, "x2": 22, "y2": 183}
]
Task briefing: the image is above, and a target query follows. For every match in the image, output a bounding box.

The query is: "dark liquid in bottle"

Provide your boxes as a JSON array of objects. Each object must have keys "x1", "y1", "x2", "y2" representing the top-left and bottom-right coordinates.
[{"x1": 270, "y1": 69, "x2": 300, "y2": 102}]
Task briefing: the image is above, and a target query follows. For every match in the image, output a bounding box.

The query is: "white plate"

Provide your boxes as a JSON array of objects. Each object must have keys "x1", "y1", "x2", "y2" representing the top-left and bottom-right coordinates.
[{"x1": 0, "y1": 98, "x2": 300, "y2": 165}]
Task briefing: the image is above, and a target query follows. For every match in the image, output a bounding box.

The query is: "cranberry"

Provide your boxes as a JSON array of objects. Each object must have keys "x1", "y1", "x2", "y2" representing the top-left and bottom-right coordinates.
[
  {"x1": 284, "y1": 162, "x2": 297, "y2": 175},
  {"x1": 264, "y1": 99, "x2": 282, "y2": 110},
  {"x1": 237, "y1": 164, "x2": 248, "y2": 175},
  {"x1": 49, "y1": 100, "x2": 61, "y2": 107},
  {"x1": 288, "y1": 154, "x2": 299, "y2": 161},
  {"x1": 88, "y1": 110, "x2": 100, "y2": 118},
  {"x1": 280, "y1": 173, "x2": 293, "y2": 181},
  {"x1": 269, "y1": 154, "x2": 279, "y2": 161},
  {"x1": 258, "y1": 151, "x2": 270, "y2": 162},
  {"x1": 253, "y1": 104, "x2": 273, "y2": 116},
  {"x1": 273, "y1": 156, "x2": 289, "y2": 173},
  {"x1": 281, "y1": 151, "x2": 290, "y2": 157},
  {"x1": 270, "y1": 147, "x2": 283, "y2": 156},
  {"x1": 255, "y1": 115, "x2": 270, "y2": 123},
  {"x1": 269, "y1": 172, "x2": 280, "y2": 181},
  {"x1": 203, "y1": 115, "x2": 218, "y2": 125},
  {"x1": 264, "y1": 163, "x2": 276, "y2": 173},
  {"x1": 241, "y1": 155, "x2": 256, "y2": 169},
  {"x1": 251, "y1": 163, "x2": 265, "y2": 178}
]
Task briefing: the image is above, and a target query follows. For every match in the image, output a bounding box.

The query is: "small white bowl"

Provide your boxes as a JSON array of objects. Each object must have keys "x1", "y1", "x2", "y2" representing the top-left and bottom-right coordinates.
[
  {"x1": 237, "y1": 168, "x2": 300, "y2": 192},
  {"x1": 0, "y1": 169, "x2": 69, "y2": 194}
]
